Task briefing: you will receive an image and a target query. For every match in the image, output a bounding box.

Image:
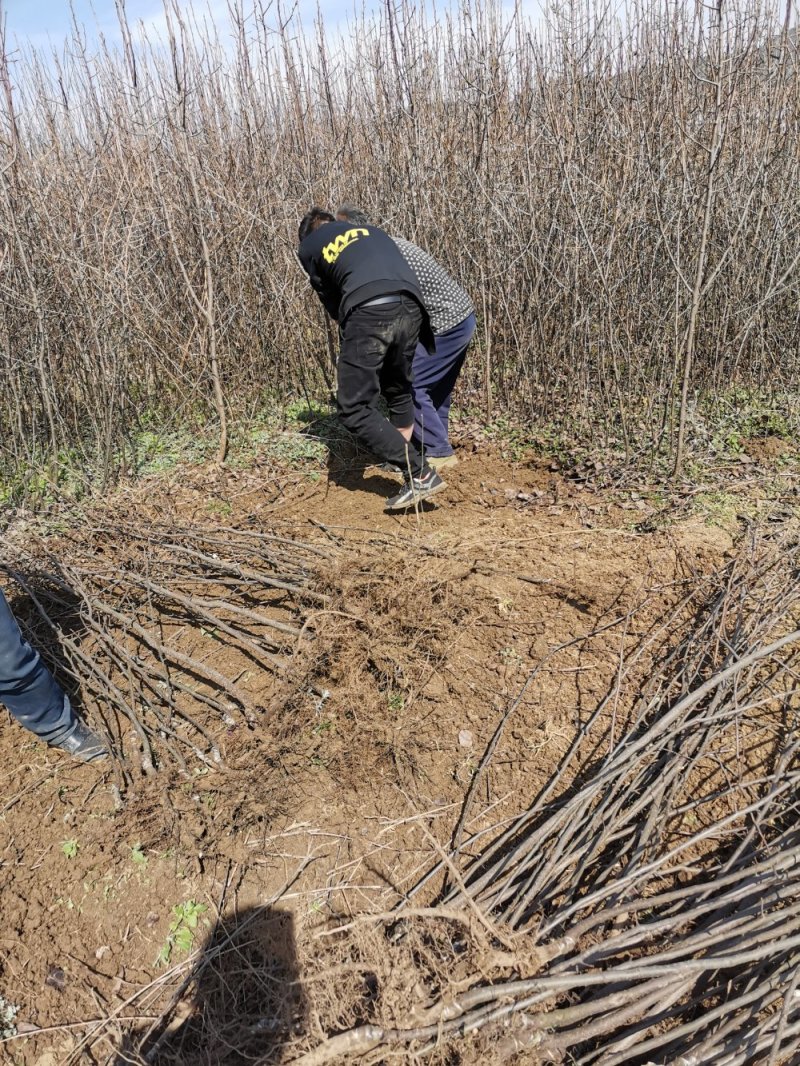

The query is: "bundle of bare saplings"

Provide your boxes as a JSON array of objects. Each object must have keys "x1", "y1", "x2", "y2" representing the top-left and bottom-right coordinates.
[
  {"x1": 291, "y1": 529, "x2": 800, "y2": 1065},
  {"x1": 0, "y1": 516, "x2": 333, "y2": 780}
]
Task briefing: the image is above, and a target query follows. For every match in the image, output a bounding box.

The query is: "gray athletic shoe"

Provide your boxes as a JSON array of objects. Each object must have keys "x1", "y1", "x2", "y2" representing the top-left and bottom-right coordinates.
[
  {"x1": 51, "y1": 720, "x2": 109, "y2": 763},
  {"x1": 385, "y1": 468, "x2": 446, "y2": 511}
]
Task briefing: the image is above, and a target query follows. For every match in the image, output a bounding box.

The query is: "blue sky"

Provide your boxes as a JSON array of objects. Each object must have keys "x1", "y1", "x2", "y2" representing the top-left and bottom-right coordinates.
[
  {"x1": 4, "y1": 0, "x2": 547, "y2": 55},
  {"x1": 7, "y1": 0, "x2": 159, "y2": 45},
  {"x1": 3, "y1": 0, "x2": 361, "y2": 49}
]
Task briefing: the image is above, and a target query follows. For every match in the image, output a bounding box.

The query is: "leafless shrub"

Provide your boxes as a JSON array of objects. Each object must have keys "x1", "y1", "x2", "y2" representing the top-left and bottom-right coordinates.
[{"x1": 1, "y1": 0, "x2": 799, "y2": 483}]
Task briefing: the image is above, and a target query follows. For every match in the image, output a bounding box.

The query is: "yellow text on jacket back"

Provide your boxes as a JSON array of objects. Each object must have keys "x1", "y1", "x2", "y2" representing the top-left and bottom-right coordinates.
[{"x1": 322, "y1": 228, "x2": 369, "y2": 264}]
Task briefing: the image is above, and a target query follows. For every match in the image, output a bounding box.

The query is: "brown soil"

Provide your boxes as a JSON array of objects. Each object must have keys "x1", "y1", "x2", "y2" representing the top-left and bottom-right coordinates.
[
  {"x1": 0, "y1": 442, "x2": 735, "y2": 1064},
  {"x1": 744, "y1": 433, "x2": 794, "y2": 461}
]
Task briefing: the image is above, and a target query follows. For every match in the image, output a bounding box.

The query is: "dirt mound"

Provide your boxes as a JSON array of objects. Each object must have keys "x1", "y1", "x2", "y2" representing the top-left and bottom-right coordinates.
[{"x1": 0, "y1": 446, "x2": 738, "y2": 1063}]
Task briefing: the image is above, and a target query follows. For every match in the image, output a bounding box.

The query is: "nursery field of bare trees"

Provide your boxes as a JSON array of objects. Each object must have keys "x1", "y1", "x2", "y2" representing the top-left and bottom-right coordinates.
[
  {"x1": 1, "y1": 0, "x2": 799, "y2": 489},
  {"x1": 3, "y1": 2, "x2": 800, "y2": 1063}
]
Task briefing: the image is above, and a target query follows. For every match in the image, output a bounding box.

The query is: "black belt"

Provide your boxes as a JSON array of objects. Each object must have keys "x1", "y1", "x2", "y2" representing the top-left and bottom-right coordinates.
[{"x1": 360, "y1": 294, "x2": 402, "y2": 308}]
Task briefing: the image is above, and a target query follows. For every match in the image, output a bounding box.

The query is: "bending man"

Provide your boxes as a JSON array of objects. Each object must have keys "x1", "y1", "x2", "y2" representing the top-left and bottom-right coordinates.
[
  {"x1": 1, "y1": 588, "x2": 108, "y2": 762},
  {"x1": 298, "y1": 207, "x2": 446, "y2": 511},
  {"x1": 336, "y1": 205, "x2": 475, "y2": 468}
]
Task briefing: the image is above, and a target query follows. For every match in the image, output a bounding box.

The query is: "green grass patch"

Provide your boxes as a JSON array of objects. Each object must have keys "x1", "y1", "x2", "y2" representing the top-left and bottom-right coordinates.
[
  {"x1": 699, "y1": 385, "x2": 798, "y2": 459},
  {"x1": 692, "y1": 490, "x2": 759, "y2": 530}
]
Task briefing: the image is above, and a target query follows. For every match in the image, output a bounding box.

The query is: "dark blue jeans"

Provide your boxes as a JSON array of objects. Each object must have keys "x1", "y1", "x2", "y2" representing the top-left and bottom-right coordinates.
[
  {"x1": 0, "y1": 588, "x2": 75, "y2": 742},
  {"x1": 412, "y1": 313, "x2": 476, "y2": 457}
]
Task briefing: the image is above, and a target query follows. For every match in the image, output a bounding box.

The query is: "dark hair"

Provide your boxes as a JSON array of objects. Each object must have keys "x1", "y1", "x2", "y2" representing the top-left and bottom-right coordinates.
[
  {"x1": 336, "y1": 203, "x2": 370, "y2": 227},
  {"x1": 298, "y1": 208, "x2": 335, "y2": 243}
]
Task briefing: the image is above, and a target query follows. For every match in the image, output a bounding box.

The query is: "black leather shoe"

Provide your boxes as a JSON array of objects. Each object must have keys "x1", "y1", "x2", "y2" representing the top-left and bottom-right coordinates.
[{"x1": 50, "y1": 721, "x2": 109, "y2": 763}]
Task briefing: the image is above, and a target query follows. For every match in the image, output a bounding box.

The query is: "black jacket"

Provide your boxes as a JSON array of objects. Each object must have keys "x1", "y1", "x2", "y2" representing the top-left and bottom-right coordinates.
[{"x1": 298, "y1": 222, "x2": 433, "y2": 348}]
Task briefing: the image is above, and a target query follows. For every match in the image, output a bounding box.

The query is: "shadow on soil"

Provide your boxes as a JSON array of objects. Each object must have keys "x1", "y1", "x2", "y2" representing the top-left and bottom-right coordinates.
[
  {"x1": 115, "y1": 906, "x2": 305, "y2": 1065},
  {"x1": 295, "y1": 405, "x2": 423, "y2": 500},
  {"x1": 293, "y1": 401, "x2": 446, "y2": 510}
]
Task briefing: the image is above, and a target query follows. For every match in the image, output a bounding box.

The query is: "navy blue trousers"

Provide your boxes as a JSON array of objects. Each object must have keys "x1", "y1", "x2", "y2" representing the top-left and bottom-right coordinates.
[
  {"x1": 412, "y1": 313, "x2": 476, "y2": 457},
  {"x1": 0, "y1": 588, "x2": 75, "y2": 742}
]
